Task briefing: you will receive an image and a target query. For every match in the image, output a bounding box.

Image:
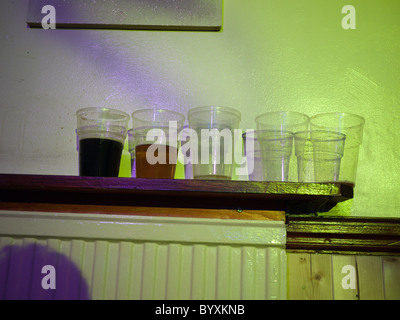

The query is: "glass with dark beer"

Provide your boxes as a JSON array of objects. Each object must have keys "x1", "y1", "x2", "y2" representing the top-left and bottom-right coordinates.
[{"x1": 76, "y1": 107, "x2": 130, "y2": 177}]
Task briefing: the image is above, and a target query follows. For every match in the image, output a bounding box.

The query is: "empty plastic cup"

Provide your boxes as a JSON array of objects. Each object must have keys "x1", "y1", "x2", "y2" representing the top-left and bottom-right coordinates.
[
  {"x1": 294, "y1": 131, "x2": 314, "y2": 182},
  {"x1": 178, "y1": 125, "x2": 193, "y2": 179},
  {"x1": 309, "y1": 112, "x2": 364, "y2": 185},
  {"x1": 242, "y1": 131, "x2": 263, "y2": 181},
  {"x1": 257, "y1": 130, "x2": 294, "y2": 181},
  {"x1": 255, "y1": 111, "x2": 310, "y2": 133},
  {"x1": 255, "y1": 111, "x2": 309, "y2": 181},
  {"x1": 188, "y1": 106, "x2": 241, "y2": 180},
  {"x1": 76, "y1": 107, "x2": 130, "y2": 177},
  {"x1": 294, "y1": 130, "x2": 346, "y2": 182},
  {"x1": 131, "y1": 109, "x2": 185, "y2": 179}
]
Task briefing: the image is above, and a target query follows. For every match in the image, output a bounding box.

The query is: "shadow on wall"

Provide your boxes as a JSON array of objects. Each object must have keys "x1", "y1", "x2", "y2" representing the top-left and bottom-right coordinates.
[{"x1": 0, "y1": 243, "x2": 90, "y2": 300}]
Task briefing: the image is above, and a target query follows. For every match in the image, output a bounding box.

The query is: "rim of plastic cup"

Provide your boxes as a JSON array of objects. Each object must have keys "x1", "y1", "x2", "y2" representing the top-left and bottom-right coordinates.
[
  {"x1": 309, "y1": 112, "x2": 365, "y2": 130},
  {"x1": 131, "y1": 108, "x2": 185, "y2": 124},
  {"x1": 256, "y1": 129, "x2": 294, "y2": 141},
  {"x1": 187, "y1": 106, "x2": 241, "y2": 121},
  {"x1": 76, "y1": 107, "x2": 130, "y2": 121},
  {"x1": 294, "y1": 130, "x2": 346, "y2": 142},
  {"x1": 243, "y1": 129, "x2": 295, "y2": 140},
  {"x1": 255, "y1": 111, "x2": 309, "y2": 127}
]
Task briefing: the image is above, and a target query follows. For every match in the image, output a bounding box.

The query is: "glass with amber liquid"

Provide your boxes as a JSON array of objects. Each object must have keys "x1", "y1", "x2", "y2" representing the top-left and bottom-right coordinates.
[
  {"x1": 135, "y1": 143, "x2": 178, "y2": 179},
  {"x1": 131, "y1": 109, "x2": 185, "y2": 179}
]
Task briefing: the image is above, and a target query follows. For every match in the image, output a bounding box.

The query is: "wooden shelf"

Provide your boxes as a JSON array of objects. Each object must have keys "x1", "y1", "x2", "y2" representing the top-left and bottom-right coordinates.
[
  {"x1": 0, "y1": 174, "x2": 353, "y2": 215},
  {"x1": 1, "y1": 174, "x2": 399, "y2": 255}
]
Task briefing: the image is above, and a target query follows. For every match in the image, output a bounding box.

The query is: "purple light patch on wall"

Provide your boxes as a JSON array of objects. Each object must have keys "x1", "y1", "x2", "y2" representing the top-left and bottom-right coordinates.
[{"x1": 0, "y1": 244, "x2": 90, "y2": 300}]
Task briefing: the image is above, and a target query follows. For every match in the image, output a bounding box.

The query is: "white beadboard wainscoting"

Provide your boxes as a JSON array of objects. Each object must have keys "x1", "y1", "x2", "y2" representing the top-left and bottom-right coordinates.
[{"x1": 0, "y1": 210, "x2": 287, "y2": 300}]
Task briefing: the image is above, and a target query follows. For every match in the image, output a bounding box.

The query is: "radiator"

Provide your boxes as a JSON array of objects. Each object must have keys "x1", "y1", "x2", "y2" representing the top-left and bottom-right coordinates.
[{"x1": 0, "y1": 211, "x2": 286, "y2": 300}]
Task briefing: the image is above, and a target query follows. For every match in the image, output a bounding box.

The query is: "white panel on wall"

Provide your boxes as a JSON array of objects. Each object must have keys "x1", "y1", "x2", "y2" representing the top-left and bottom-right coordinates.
[
  {"x1": 0, "y1": 211, "x2": 286, "y2": 300},
  {"x1": 27, "y1": 0, "x2": 222, "y2": 31}
]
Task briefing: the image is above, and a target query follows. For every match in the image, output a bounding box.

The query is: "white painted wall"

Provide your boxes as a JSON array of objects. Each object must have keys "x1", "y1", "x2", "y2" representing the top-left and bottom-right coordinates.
[{"x1": 0, "y1": 0, "x2": 399, "y2": 217}]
